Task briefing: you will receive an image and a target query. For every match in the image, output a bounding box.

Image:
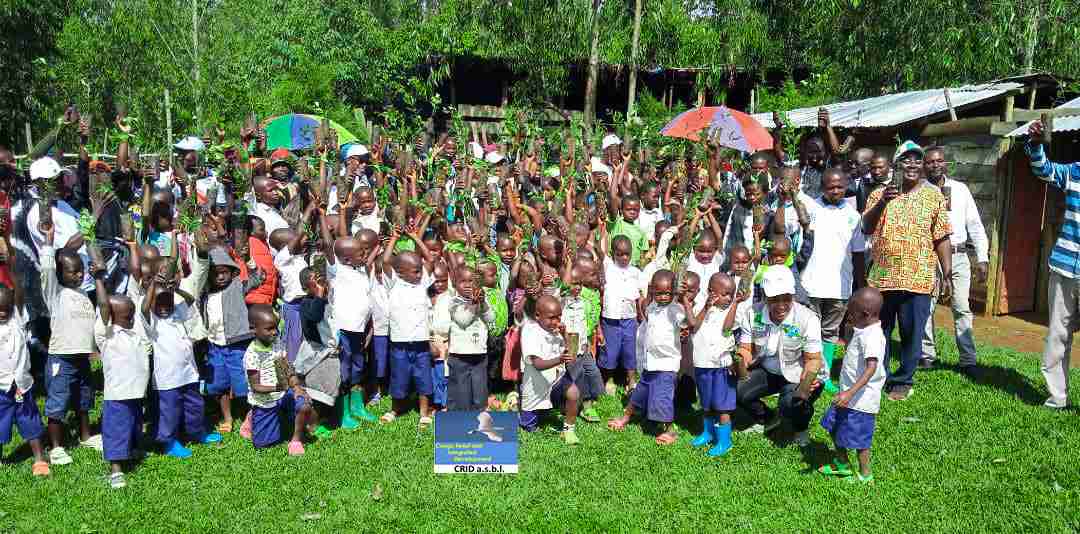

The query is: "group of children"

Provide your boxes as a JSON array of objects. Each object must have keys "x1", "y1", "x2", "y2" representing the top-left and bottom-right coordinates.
[{"x1": 0, "y1": 126, "x2": 899, "y2": 488}]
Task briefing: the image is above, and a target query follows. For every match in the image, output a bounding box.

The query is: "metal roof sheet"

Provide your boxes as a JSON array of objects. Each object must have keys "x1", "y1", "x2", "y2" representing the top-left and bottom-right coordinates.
[
  {"x1": 752, "y1": 83, "x2": 1024, "y2": 129},
  {"x1": 1006, "y1": 95, "x2": 1080, "y2": 137}
]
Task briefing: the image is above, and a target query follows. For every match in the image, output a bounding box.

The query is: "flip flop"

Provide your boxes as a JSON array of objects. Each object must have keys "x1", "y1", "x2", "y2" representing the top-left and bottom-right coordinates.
[
  {"x1": 379, "y1": 412, "x2": 397, "y2": 424},
  {"x1": 580, "y1": 408, "x2": 601, "y2": 423},
  {"x1": 418, "y1": 416, "x2": 433, "y2": 430},
  {"x1": 818, "y1": 463, "x2": 854, "y2": 477},
  {"x1": 216, "y1": 420, "x2": 233, "y2": 434}
]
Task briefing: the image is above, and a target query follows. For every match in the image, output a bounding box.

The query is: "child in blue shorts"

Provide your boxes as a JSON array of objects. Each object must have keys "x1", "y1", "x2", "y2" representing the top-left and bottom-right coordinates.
[
  {"x1": 245, "y1": 305, "x2": 315, "y2": 456},
  {"x1": 607, "y1": 270, "x2": 687, "y2": 446},
  {"x1": 519, "y1": 296, "x2": 580, "y2": 445},
  {"x1": 686, "y1": 273, "x2": 748, "y2": 457},
  {"x1": 428, "y1": 262, "x2": 450, "y2": 411},
  {"x1": 0, "y1": 268, "x2": 49, "y2": 476},
  {"x1": 326, "y1": 230, "x2": 380, "y2": 427},
  {"x1": 819, "y1": 287, "x2": 886, "y2": 483},
  {"x1": 598, "y1": 236, "x2": 642, "y2": 393}
]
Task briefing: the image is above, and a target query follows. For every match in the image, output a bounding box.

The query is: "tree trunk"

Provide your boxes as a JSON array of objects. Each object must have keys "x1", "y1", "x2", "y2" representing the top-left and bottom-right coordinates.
[
  {"x1": 1023, "y1": 1, "x2": 1040, "y2": 74},
  {"x1": 582, "y1": 0, "x2": 603, "y2": 132},
  {"x1": 192, "y1": 0, "x2": 203, "y2": 130},
  {"x1": 626, "y1": 0, "x2": 644, "y2": 118}
]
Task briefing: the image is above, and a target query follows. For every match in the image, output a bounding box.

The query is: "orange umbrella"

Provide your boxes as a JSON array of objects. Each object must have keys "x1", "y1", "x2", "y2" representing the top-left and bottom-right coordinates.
[{"x1": 660, "y1": 106, "x2": 773, "y2": 152}]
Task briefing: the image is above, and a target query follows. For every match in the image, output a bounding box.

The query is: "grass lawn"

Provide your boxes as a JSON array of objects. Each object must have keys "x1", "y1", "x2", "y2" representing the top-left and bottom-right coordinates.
[{"x1": 1, "y1": 331, "x2": 1078, "y2": 533}]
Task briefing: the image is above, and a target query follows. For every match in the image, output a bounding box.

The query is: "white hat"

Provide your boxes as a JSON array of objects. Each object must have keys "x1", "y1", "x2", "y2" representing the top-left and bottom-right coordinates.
[
  {"x1": 469, "y1": 141, "x2": 484, "y2": 160},
  {"x1": 174, "y1": 136, "x2": 206, "y2": 152},
  {"x1": 590, "y1": 156, "x2": 612, "y2": 176},
  {"x1": 344, "y1": 144, "x2": 369, "y2": 159},
  {"x1": 761, "y1": 265, "x2": 796, "y2": 298},
  {"x1": 484, "y1": 151, "x2": 505, "y2": 164},
  {"x1": 601, "y1": 134, "x2": 622, "y2": 150},
  {"x1": 29, "y1": 157, "x2": 62, "y2": 181}
]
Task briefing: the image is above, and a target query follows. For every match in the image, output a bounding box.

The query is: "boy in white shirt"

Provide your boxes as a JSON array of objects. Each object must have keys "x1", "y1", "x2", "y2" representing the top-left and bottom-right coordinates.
[
  {"x1": 270, "y1": 226, "x2": 310, "y2": 363},
  {"x1": 608, "y1": 270, "x2": 688, "y2": 446},
  {"x1": 326, "y1": 232, "x2": 379, "y2": 426},
  {"x1": 519, "y1": 295, "x2": 580, "y2": 445},
  {"x1": 685, "y1": 273, "x2": 748, "y2": 457},
  {"x1": 368, "y1": 262, "x2": 391, "y2": 406},
  {"x1": 433, "y1": 265, "x2": 495, "y2": 412},
  {"x1": 141, "y1": 259, "x2": 223, "y2": 458},
  {"x1": 93, "y1": 267, "x2": 151, "y2": 489},
  {"x1": 819, "y1": 287, "x2": 886, "y2": 483},
  {"x1": 0, "y1": 256, "x2": 49, "y2": 476},
  {"x1": 245, "y1": 305, "x2": 315, "y2": 456},
  {"x1": 598, "y1": 235, "x2": 642, "y2": 393},
  {"x1": 379, "y1": 227, "x2": 437, "y2": 428},
  {"x1": 40, "y1": 223, "x2": 100, "y2": 466}
]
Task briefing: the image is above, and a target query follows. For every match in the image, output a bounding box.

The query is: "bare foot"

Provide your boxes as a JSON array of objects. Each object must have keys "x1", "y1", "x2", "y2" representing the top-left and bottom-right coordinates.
[
  {"x1": 607, "y1": 416, "x2": 630, "y2": 431},
  {"x1": 655, "y1": 432, "x2": 677, "y2": 445}
]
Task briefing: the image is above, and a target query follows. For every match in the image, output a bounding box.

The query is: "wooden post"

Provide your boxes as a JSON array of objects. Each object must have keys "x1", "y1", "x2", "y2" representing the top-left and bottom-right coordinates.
[
  {"x1": 1027, "y1": 86, "x2": 1038, "y2": 110},
  {"x1": 24, "y1": 122, "x2": 33, "y2": 155},
  {"x1": 1003, "y1": 94, "x2": 1015, "y2": 122},
  {"x1": 944, "y1": 88, "x2": 958, "y2": 121},
  {"x1": 749, "y1": 88, "x2": 756, "y2": 114},
  {"x1": 164, "y1": 88, "x2": 174, "y2": 168},
  {"x1": 626, "y1": 0, "x2": 644, "y2": 118}
]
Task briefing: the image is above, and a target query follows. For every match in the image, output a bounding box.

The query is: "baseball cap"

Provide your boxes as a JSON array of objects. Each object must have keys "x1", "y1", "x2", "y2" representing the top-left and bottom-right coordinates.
[
  {"x1": 590, "y1": 156, "x2": 612, "y2": 176},
  {"x1": 269, "y1": 148, "x2": 293, "y2": 167},
  {"x1": 601, "y1": 134, "x2": 622, "y2": 150},
  {"x1": 761, "y1": 265, "x2": 796, "y2": 298},
  {"x1": 174, "y1": 136, "x2": 206, "y2": 152},
  {"x1": 893, "y1": 140, "x2": 924, "y2": 163},
  {"x1": 29, "y1": 157, "x2": 62, "y2": 181},
  {"x1": 343, "y1": 144, "x2": 369, "y2": 160},
  {"x1": 484, "y1": 151, "x2": 505, "y2": 165}
]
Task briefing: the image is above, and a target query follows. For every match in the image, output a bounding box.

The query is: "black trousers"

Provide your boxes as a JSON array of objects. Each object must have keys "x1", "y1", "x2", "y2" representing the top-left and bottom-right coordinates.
[
  {"x1": 448, "y1": 353, "x2": 488, "y2": 411},
  {"x1": 735, "y1": 368, "x2": 822, "y2": 431}
]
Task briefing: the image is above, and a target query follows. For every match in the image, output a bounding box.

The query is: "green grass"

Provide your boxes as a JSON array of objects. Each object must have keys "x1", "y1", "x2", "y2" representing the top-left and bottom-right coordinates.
[{"x1": 2, "y1": 332, "x2": 1079, "y2": 533}]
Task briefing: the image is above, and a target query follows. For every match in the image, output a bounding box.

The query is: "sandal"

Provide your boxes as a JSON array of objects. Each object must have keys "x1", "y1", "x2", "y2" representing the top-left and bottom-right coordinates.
[
  {"x1": 379, "y1": 412, "x2": 397, "y2": 424},
  {"x1": 846, "y1": 473, "x2": 874, "y2": 484},
  {"x1": 580, "y1": 407, "x2": 601, "y2": 423},
  {"x1": 655, "y1": 432, "x2": 678, "y2": 446},
  {"x1": 418, "y1": 416, "x2": 433, "y2": 430},
  {"x1": 818, "y1": 463, "x2": 854, "y2": 477},
  {"x1": 32, "y1": 461, "x2": 50, "y2": 477},
  {"x1": 216, "y1": 420, "x2": 233, "y2": 434}
]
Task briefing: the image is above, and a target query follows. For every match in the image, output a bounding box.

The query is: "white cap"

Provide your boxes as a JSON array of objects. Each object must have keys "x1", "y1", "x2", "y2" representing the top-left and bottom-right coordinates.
[
  {"x1": 590, "y1": 156, "x2": 612, "y2": 176},
  {"x1": 29, "y1": 157, "x2": 62, "y2": 181},
  {"x1": 174, "y1": 136, "x2": 206, "y2": 152},
  {"x1": 601, "y1": 134, "x2": 622, "y2": 150},
  {"x1": 469, "y1": 141, "x2": 484, "y2": 160},
  {"x1": 761, "y1": 265, "x2": 795, "y2": 298},
  {"x1": 484, "y1": 151, "x2": 505, "y2": 164},
  {"x1": 344, "y1": 144, "x2": 369, "y2": 159}
]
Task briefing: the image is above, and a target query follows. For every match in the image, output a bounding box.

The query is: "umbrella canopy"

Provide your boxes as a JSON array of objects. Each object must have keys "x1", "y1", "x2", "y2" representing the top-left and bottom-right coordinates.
[
  {"x1": 261, "y1": 113, "x2": 359, "y2": 151},
  {"x1": 660, "y1": 106, "x2": 772, "y2": 153}
]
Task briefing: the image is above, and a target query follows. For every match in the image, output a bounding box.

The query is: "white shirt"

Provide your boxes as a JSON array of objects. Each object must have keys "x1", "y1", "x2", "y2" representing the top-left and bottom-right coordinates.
[
  {"x1": 801, "y1": 198, "x2": 866, "y2": 300},
  {"x1": 431, "y1": 290, "x2": 494, "y2": 355},
  {"x1": 940, "y1": 178, "x2": 989, "y2": 262},
  {"x1": 328, "y1": 262, "x2": 373, "y2": 333},
  {"x1": 94, "y1": 316, "x2": 151, "y2": 401},
  {"x1": 244, "y1": 340, "x2": 288, "y2": 409},
  {"x1": 739, "y1": 302, "x2": 824, "y2": 384},
  {"x1": 371, "y1": 279, "x2": 390, "y2": 336},
  {"x1": 519, "y1": 319, "x2": 565, "y2": 412},
  {"x1": 602, "y1": 257, "x2": 641, "y2": 320},
  {"x1": 635, "y1": 207, "x2": 665, "y2": 241},
  {"x1": 692, "y1": 300, "x2": 749, "y2": 368},
  {"x1": 386, "y1": 271, "x2": 434, "y2": 342},
  {"x1": 273, "y1": 246, "x2": 308, "y2": 303},
  {"x1": 196, "y1": 176, "x2": 227, "y2": 205},
  {"x1": 639, "y1": 302, "x2": 686, "y2": 373},
  {"x1": 687, "y1": 254, "x2": 723, "y2": 304},
  {"x1": 142, "y1": 302, "x2": 200, "y2": 390},
  {"x1": 841, "y1": 322, "x2": 887, "y2": 414},
  {"x1": 561, "y1": 295, "x2": 589, "y2": 356},
  {"x1": 40, "y1": 246, "x2": 96, "y2": 355},
  {"x1": 24, "y1": 196, "x2": 93, "y2": 291},
  {"x1": 252, "y1": 202, "x2": 289, "y2": 248},
  {"x1": 0, "y1": 307, "x2": 32, "y2": 393},
  {"x1": 640, "y1": 227, "x2": 678, "y2": 294}
]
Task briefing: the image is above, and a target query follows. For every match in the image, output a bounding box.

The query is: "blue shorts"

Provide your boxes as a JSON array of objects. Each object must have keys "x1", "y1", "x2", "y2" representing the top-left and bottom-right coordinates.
[
  {"x1": 156, "y1": 383, "x2": 204, "y2": 443},
  {"x1": 102, "y1": 399, "x2": 143, "y2": 462},
  {"x1": 44, "y1": 355, "x2": 93, "y2": 419},
  {"x1": 0, "y1": 385, "x2": 44, "y2": 444},
  {"x1": 207, "y1": 340, "x2": 252, "y2": 396},
  {"x1": 694, "y1": 367, "x2": 737, "y2": 413},
  {"x1": 337, "y1": 329, "x2": 367, "y2": 388},
  {"x1": 389, "y1": 341, "x2": 433, "y2": 400},
  {"x1": 370, "y1": 335, "x2": 389, "y2": 379},
  {"x1": 599, "y1": 318, "x2": 637, "y2": 371},
  {"x1": 821, "y1": 405, "x2": 876, "y2": 450},
  {"x1": 252, "y1": 390, "x2": 307, "y2": 449},
  {"x1": 629, "y1": 371, "x2": 675, "y2": 423},
  {"x1": 549, "y1": 373, "x2": 574, "y2": 409},
  {"x1": 431, "y1": 360, "x2": 448, "y2": 407}
]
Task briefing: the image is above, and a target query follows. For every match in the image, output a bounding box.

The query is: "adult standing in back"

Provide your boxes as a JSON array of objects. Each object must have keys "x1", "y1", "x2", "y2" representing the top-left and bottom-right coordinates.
[{"x1": 862, "y1": 141, "x2": 952, "y2": 401}]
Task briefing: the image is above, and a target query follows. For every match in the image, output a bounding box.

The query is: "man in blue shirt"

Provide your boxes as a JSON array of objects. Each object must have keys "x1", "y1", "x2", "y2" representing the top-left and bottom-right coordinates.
[{"x1": 1026, "y1": 119, "x2": 1080, "y2": 409}]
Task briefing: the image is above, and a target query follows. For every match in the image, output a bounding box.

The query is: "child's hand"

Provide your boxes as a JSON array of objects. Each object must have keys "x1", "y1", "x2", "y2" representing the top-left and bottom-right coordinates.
[
  {"x1": 40, "y1": 222, "x2": 55, "y2": 244},
  {"x1": 833, "y1": 390, "x2": 852, "y2": 408},
  {"x1": 90, "y1": 261, "x2": 107, "y2": 279},
  {"x1": 540, "y1": 273, "x2": 554, "y2": 287}
]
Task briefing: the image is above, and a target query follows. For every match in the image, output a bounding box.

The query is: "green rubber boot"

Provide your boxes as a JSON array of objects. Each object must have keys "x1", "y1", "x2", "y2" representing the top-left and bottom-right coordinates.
[
  {"x1": 822, "y1": 341, "x2": 839, "y2": 394},
  {"x1": 339, "y1": 394, "x2": 360, "y2": 430},
  {"x1": 350, "y1": 391, "x2": 377, "y2": 423}
]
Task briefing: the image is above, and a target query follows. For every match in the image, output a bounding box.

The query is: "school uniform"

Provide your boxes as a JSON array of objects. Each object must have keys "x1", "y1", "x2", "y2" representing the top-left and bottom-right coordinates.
[
  {"x1": 429, "y1": 298, "x2": 449, "y2": 407},
  {"x1": 94, "y1": 315, "x2": 151, "y2": 462},
  {"x1": 687, "y1": 255, "x2": 723, "y2": 305},
  {"x1": 821, "y1": 322, "x2": 886, "y2": 450},
  {"x1": 432, "y1": 290, "x2": 495, "y2": 411},
  {"x1": 40, "y1": 245, "x2": 97, "y2": 420},
  {"x1": 386, "y1": 271, "x2": 434, "y2": 400},
  {"x1": 600, "y1": 257, "x2": 641, "y2": 371},
  {"x1": 369, "y1": 278, "x2": 391, "y2": 383},
  {"x1": 561, "y1": 294, "x2": 603, "y2": 401},
  {"x1": 245, "y1": 339, "x2": 306, "y2": 448},
  {"x1": 143, "y1": 302, "x2": 205, "y2": 444},
  {"x1": 0, "y1": 307, "x2": 44, "y2": 446},
  {"x1": 328, "y1": 262, "x2": 374, "y2": 388},
  {"x1": 629, "y1": 302, "x2": 686, "y2": 423},
  {"x1": 518, "y1": 319, "x2": 570, "y2": 431},
  {"x1": 204, "y1": 248, "x2": 256, "y2": 398},
  {"x1": 802, "y1": 196, "x2": 865, "y2": 344},
  {"x1": 274, "y1": 246, "x2": 308, "y2": 362},
  {"x1": 691, "y1": 301, "x2": 747, "y2": 413}
]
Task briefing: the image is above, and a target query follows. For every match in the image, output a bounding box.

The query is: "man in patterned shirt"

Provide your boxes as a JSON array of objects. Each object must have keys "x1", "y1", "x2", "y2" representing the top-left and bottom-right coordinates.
[{"x1": 862, "y1": 141, "x2": 952, "y2": 401}]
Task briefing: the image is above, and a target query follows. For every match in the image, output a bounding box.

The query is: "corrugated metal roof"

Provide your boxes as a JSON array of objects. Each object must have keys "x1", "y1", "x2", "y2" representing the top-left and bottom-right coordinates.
[
  {"x1": 1006, "y1": 96, "x2": 1080, "y2": 137},
  {"x1": 752, "y1": 82, "x2": 1024, "y2": 129}
]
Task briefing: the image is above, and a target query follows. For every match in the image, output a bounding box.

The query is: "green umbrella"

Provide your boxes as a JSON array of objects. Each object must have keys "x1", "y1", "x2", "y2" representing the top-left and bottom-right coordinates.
[{"x1": 261, "y1": 113, "x2": 359, "y2": 151}]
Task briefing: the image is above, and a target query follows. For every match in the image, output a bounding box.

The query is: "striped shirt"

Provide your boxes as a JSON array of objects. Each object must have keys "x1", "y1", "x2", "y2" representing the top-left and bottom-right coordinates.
[{"x1": 1026, "y1": 142, "x2": 1080, "y2": 279}]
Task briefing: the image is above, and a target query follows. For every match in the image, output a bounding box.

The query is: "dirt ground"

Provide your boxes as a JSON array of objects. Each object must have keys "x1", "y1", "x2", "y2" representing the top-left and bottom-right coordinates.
[{"x1": 928, "y1": 304, "x2": 1080, "y2": 366}]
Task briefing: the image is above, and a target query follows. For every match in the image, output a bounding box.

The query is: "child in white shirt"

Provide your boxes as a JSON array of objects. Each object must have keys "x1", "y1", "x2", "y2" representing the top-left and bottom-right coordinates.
[
  {"x1": 0, "y1": 259, "x2": 49, "y2": 476},
  {"x1": 607, "y1": 270, "x2": 688, "y2": 446},
  {"x1": 245, "y1": 305, "x2": 315, "y2": 456},
  {"x1": 141, "y1": 259, "x2": 223, "y2": 458},
  {"x1": 433, "y1": 265, "x2": 495, "y2": 412},
  {"x1": 270, "y1": 227, "x2": 309, "y2": 363},
  {"x1": 819, "y1": 287, "x2": 886, "y2": 483},
  {"x1": 685, "y1": 273, "x2": 747, "y2": 457},
  {"x1": 599, "y1": 235, "x2": 642, "y2": 392},
  {"x1": 519, "y1": 295, "x2": 580, "y2": 445},
  {"x1": 326, "y1": 231, "x2": 379, "y2": 427},
  {"x1": 93, "y1": 269, "x2": 150, "y2": 489}
]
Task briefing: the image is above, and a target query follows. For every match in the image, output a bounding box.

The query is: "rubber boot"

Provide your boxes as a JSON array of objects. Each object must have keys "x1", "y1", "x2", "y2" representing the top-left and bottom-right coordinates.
[
  {"x1": 822, "y1": 342, "x2": 839, "y2": 394},
  {"x1": 707, "y1": 423, "x2": 733, "y2": 457},
  {"x1": 350, "y1": 390, "x2": 377, "y2": 423},
  {"x1": 691, "y1": 416, "x2": 716, "y2": 447},
  {"x1": 339, "y1": 394, "x2": 360, "y2": 430}
]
